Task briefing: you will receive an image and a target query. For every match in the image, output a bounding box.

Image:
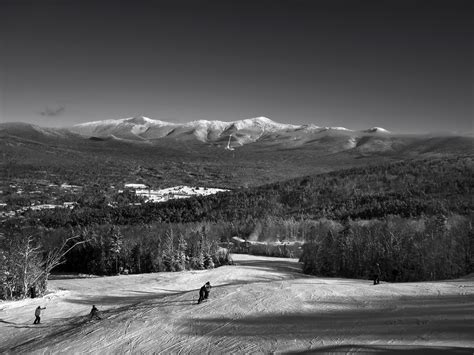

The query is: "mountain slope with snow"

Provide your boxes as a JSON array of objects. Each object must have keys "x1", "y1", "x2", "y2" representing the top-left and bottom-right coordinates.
[
  {"x1": 0, "y1": 117, "x2": 474, "y2": 166},
  {"x1": 364, "y1": 127, "x2": 391, "y2": 133},
  {"x1": 67, "y1": 116, "x2": 401, "y2": 152},
  {"x1": 71, "y1": 116, "x2": 298, "y2": 142}
]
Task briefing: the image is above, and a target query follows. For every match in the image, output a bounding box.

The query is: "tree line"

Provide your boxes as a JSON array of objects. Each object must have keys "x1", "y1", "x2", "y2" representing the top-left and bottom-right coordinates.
[
  {"x1": 300, "y1": 214, "x2": 473, "y2": 282},
  {"x1": 0, "y1": 222, "x2": 233, "y2": 300}
]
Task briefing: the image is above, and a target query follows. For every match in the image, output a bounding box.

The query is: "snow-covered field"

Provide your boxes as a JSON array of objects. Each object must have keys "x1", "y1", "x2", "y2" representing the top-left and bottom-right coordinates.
[{"x1": 1, "y1": 254, "x2": 473, "y2": 354}]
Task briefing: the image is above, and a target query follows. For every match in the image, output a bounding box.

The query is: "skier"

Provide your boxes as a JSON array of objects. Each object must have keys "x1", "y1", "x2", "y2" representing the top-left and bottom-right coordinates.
[
  {"x1": 373, "y1": 263, "x2": 381, "y2": 285},
  {"x1": 391, "y1": 268, "x2": 400, "y2": 282},
  {"x1": 197, "y1": 281, "x2": 211, "y2": 304},
  {"x1": 89, "y1": 305, "x2": 101, "y2": 320},
  {"x1": 33, "y1": 306, "x2": 46, "y2": 324}
]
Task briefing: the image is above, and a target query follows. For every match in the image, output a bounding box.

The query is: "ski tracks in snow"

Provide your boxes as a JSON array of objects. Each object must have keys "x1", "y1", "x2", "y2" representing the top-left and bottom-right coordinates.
[{"x1": 2, "y1": 254, "x2": 474, "y2": 353}]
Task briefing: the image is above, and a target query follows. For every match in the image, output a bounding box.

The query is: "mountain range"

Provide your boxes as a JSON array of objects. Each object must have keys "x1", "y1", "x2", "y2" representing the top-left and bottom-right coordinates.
[
  {"x1": 68, "y1": 116, "x2": 394, "y2": 149},
  {"x1": 1, "y1": 116, "x2": 471, "y2": 154},
  {"x1": 1, "y1": 116, "x2": 472, "y2": 189}
]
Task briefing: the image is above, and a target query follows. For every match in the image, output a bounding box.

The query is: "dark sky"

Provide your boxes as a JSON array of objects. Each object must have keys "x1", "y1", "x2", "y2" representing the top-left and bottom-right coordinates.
[{"x1": 1, "y1": 0, "x2": 472, "y2": 133}]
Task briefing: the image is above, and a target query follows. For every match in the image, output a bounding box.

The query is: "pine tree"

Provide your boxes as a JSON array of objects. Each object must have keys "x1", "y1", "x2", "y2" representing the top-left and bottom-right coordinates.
[
  {"x1": 162, "y1": 227, "x2": 175, "y2": 271},
  {"x1": 108, "y1": 226, "x2": 123, "y2": 274},
  {"x1": 175, "y1": 233, "x2": 187, "y2": 271}
]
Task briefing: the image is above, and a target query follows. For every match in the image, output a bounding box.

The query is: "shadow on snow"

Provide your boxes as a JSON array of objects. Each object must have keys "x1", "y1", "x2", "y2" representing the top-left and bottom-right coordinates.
[{"x1": 177, "y1": 294, "x2": 474, "y2": 345}]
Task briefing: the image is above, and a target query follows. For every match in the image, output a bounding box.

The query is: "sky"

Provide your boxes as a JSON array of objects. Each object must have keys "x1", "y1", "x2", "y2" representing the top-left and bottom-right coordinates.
[{"x1": 0, "y1": 0, "x2": 472, "y2": 133}]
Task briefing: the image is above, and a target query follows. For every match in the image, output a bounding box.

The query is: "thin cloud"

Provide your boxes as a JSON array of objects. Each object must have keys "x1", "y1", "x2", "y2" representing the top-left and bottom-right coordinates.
[{"x1": 39, "y1": 106, "x2": 65, "y2": 117}]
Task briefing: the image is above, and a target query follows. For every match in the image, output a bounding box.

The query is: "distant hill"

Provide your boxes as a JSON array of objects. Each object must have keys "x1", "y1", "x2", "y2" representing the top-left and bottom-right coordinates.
[{"x1": 0, "y1": 122, "x2": 79, "y2": 142}]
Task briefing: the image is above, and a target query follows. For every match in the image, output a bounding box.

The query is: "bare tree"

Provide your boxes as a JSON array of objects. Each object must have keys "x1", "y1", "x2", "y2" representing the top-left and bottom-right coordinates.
[
  {"x1": 32, "y1": 234, "x2": 89, "y2": 288},
  {"x1": 0, "y1": 231, "x2": 89, "y2": 300}
]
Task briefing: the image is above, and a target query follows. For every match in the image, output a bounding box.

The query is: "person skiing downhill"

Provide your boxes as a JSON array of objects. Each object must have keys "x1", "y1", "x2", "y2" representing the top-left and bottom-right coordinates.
[
  {"x1": 89, "y1": 305, "x2": 101, "y2": 320},
  {"x1": 33, "y1": 306, "x2": 46, "y2": 324},
  {"x1": 197, "y1": 281, "x2": 211, "y2": 304}
]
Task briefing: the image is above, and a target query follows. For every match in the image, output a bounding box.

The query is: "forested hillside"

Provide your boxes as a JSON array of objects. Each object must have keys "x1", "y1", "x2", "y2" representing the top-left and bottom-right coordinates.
[{"x1": 10, "y1": 156, "x2": 471, "y2": 228}]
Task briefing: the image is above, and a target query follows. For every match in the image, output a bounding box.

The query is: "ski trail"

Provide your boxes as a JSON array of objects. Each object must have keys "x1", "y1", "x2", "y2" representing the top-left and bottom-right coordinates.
[{"x1": 1, "y1": 254, "x2": 474, "y2": 353}]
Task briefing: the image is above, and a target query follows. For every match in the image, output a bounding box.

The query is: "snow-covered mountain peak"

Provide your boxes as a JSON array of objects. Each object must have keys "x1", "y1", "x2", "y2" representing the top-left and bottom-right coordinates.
[
  {"x1": 74, "y1": 118, "x2": 123, "y2": 128},
  {"x1": 124, "y1": 116, "x2": 155, "y2": 125},
  {"x1": 365, "y1": 127, "x2": 390, "y2": 133},
  {"x1": 72, "y1": 116, "x2": 177, "y2": 133},
  {"x1": 247, "y1": 116, "x2": 274, "y2": 124},
  {"x1": 232, "y1": 116, "x2": 300, "y2": 131},
  {"x1": 69, "y1": 116, "x2": 395, "y2": 148},
  {"x1": 185, "y1": 119, "x2": 229, "y2": 131},
  {"x1": 74, "y1": 116, "x2": 176, "y2": 129},
  {"x1": 122, "y1": 116, "x2": 177, "y2": 127},
  {"x1": 182, "y1": 117, "x2": 299, "y2": 134}
]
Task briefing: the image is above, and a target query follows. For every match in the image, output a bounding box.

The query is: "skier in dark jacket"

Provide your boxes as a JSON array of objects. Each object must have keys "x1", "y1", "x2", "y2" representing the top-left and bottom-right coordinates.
[
  {"x1": 89, "y1": 305, "x2": 101, "y2": 320},
  {"x1": 33, "y1": 306, "x2": 46, "y2": 324},
  {"x1": 373, "y1": 263, "x2": 381, "y2": 285},
  {"x1": 197, "y1": 281, "x2": 211, "y2": 304}
]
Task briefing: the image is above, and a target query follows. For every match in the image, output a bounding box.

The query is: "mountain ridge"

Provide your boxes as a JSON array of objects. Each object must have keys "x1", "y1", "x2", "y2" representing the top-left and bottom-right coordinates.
[
  {"x1": 1, "y1": 118, "x2": 472, "y2": 190},
  {"x1": 66, "y1": 116, "x2": 399, "y2": 148},
  {"x1": 71, "y1": 116, "x2": 374, "y2": 137},
  {"x1": 1, "y1": 117, "x2": 472, "y2": 157}
]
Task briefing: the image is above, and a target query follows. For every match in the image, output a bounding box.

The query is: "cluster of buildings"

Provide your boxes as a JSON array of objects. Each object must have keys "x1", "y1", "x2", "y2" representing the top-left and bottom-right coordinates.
[
  {"x1": 1, "y1": 181, "x2": 228, "y2": 219},
  {"x1": 0, "y1": 182, "x2": 81, "y2": 219},
  {"x1": 124, "y1": 184, "x2": 228, "y2": 203}
]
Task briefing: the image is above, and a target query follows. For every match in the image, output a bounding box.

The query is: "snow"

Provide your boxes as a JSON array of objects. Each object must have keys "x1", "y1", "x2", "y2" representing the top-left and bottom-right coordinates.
[
  {"x1": 124, "y1": 116, "x2": 154, "y2": 124},
  {"x1": 135, "y1": 185, "x2": 228, "y2": 203},
  {"x1": 29, "y1": 204, "x2": 64, "y2": 211},
  {"x1": 1, "y1": 203, "x2": 77, "y2": 218},
  {"x1": 181, "y1": 117, "x2": 300, "y2": 142},
  {"x1": 302, "y1": 124, "x2": 321, "y2": 130},
  {"x1": 74, "y1": 117, "x2": 176, "y2": 128},
  {"x1": 185, "y1": 120, "x2": 230, "y2": 131},
  {"x1": 345, "y1": 137, "x2": 358, "y2": 149},
  {"x1": 1, "y1": 254, "x2": 473, "y2": 353},
  {"x1": 231, "y1": 116, "x2": 299, "y2": 131},
  {"x1": 74, "y1": 116, "x2": 303, "y2": 140},
  {"x1": 74, "y1": 118, "x2": 130, "y2": 127},
  {"x1": 321, "y1": 126, "x2": 352, "y2": 131},
  {"x1": 124, "y1": 183, "x2": 148, "y2": 189},
  {"x1": 365, "y1": 127, "x2": 390, "y2": 133},
  {"x1": 130, "y1": 124, "x2": 148, "y2": 135}
]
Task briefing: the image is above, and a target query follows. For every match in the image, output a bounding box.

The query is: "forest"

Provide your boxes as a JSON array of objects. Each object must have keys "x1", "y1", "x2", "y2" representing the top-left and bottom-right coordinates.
[
  {"x1": 7, "y1": 156, "x2": 472, "y2": 228},
  {"x1": 1, "y1": 156, "x2": 472, "y2": 300}
]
